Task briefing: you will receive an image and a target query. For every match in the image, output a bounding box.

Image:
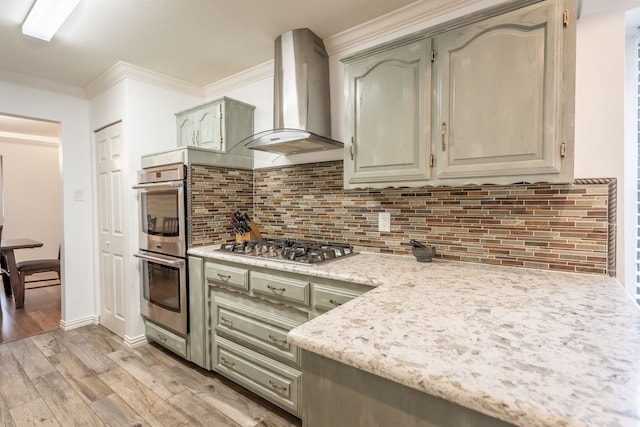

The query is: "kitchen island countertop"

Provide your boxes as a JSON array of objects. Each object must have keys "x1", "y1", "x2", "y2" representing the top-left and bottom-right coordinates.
[{"x1": 188, "y1": 246, "x2": 640, "y2": 427}]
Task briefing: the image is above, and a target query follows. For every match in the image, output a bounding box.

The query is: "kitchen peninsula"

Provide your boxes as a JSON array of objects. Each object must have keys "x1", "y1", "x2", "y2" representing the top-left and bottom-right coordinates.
[{"x1": 188, "y1": 246, "x2": 640, "y2": 427}]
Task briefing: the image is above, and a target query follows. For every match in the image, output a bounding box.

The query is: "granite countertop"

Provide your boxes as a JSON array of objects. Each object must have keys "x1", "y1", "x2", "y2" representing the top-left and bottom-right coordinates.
[{"x1": 189, "y1": 246, "x2": 640, "y2": 427}]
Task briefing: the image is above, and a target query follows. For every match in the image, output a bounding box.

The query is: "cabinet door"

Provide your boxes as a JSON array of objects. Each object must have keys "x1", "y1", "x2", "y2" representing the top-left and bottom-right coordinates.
[
  {"x1": 344, "y1": 39, "x2": 431, "y2": 189},
  {"x1": 195, "y1": 103, "x2": 224, "y2": 151},
  {"x1": 433, "y1": 0, "x2": 572, "y2": 184},
  {"x1": 176, "y1": 113, "x2": 194, "y2": 147}
]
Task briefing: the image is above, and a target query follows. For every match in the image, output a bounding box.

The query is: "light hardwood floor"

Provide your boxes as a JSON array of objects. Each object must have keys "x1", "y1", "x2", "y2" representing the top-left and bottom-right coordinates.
[
  {"x1": 0, "y1": 324, "x2": 302, "y2": 426},
  {"x1": 0, "y1": 276, "x2": 61, "y2": 343}
]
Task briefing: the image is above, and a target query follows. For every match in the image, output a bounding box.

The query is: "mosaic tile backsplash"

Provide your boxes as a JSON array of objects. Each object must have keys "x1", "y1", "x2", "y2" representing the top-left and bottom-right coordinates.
[
  {"x1": 188, "y1": 164, "x2": 253, "y2": 247},
  {"x1": 187, "y1": 161, "x2": 613, "y2": 275},
  {"x1": 253, "y1": 161, "x2": 613, "y2": 276}
]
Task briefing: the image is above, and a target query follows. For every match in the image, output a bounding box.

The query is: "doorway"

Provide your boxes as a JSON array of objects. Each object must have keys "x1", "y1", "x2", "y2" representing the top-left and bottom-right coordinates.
[{"x1": 0, "y1": 113, "x2": 62, "y2": 342}]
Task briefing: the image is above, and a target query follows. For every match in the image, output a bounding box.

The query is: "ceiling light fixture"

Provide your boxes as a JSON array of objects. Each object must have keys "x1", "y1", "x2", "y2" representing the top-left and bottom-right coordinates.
[{"x1": 22, "y1": 0, "x2": 80, "y2": 42}]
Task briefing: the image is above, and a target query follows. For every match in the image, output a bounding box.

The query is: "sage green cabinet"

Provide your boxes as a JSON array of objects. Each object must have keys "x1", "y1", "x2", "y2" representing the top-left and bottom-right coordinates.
[
  {"x1": 176, "y1": 97, "x2": 255, "y2": 153},
  {"x1": 432, "y1": 0, "x2": 576, "y2": 185},
  {"x1": 341, "y1": 0, "x2": 576, "y2": 188},
  {"x1": 342, "y1": 38, "x2": 432, "y2": 189},
  {"x1": 188, "y1": 256, "x2": 206, "y2": 368},
  {"x1": 302, "y1": 350, "x2": 516, "y2": 427},
  {"x1": 190, "y1": 256, "x2": 373, "y2": 417}
]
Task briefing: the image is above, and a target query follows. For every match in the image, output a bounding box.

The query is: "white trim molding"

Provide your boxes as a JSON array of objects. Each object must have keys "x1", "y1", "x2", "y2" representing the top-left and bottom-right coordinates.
[
  {"x1": 0, "y1": 67, "x2": 87, "y2": 99},
  {"x1": 124, "y1": 334, "x2": 148, "y2": 348},
  {"x1": 85, "y1": 61, "x2": 204, "y2": 99},
  {"x1": 59, "y1": 315, "x2": 100, "y2": 331},
  {"x1": 324, "y1": 0, "x2": 493, "y2": 56},
  {"x1": 203, "y1": 60, "x2": 274, "y2": 100},
  {"x1": 0, "y1": 131, "x2": 59, "y2": 145}
]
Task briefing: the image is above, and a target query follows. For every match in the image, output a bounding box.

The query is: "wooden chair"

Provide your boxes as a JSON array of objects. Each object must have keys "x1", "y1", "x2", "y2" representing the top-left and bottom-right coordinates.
[
  {"x1": 14, "y1": 246, "x2": 60, "y2": 309},
  {"x1": 0, "y1": 225, "x2": 10, "y2": 296},
  {"x1": 163, "y1": 217, "x2": 179, "y2": 236}
]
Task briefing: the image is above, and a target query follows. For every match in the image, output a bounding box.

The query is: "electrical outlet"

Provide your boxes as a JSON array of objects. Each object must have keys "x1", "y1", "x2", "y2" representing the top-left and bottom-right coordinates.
[{"x1": 378, "y1": 212, "x2": 391, "y2": 232}]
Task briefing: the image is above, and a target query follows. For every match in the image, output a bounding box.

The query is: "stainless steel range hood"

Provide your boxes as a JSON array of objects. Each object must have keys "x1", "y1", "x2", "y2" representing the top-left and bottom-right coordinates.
[{"x1": 242, "y1": 28, "x2": 343, "y2": 155}]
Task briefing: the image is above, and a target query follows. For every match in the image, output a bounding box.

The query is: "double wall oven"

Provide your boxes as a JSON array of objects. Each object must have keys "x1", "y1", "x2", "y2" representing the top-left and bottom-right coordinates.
[{"x1": 133, "y1": 164, "x2": 188, "y2": 336}]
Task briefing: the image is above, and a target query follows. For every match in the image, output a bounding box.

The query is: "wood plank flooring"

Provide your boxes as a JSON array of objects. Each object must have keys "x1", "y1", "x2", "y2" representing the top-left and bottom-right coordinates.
[
  {"x1": 0, "y1": 278, "x2": 61, "y2": 344},
  {"x1": 0, "y1": 324, "x2": 302, "y2": 426}
]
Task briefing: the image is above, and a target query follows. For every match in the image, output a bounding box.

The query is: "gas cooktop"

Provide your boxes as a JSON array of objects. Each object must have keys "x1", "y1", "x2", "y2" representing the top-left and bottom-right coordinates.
[{"x1": 218, "y1": 238, "x2": 356, "y2": 265}]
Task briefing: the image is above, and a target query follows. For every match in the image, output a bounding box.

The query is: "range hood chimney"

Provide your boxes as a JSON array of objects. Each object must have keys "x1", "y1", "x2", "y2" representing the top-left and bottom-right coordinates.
[{"x1": 242, "y1": 28, "x2": 343, "y2": 155}]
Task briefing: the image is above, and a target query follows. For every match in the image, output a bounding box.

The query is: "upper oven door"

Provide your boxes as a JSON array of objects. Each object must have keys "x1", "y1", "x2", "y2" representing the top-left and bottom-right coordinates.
[{"x1": 134, "y1": 180, "x2": 186, "y2": 258}]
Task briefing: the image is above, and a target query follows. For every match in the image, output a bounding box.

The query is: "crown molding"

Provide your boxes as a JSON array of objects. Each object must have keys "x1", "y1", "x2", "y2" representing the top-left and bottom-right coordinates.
[
  {"x1": 203, "y1": 60, "x2": 274, "y2": 99},
  {"x1": 85, "y1": 61, "x2": 204, "y2": 99},
  {"x1": 324, "y1": 0, "x2": 493, "y2": 56},
  {"x1": 0, "y1": 68, "x2": 87, "y2": 99},
  {"x1": 0, "y1": 131, "x2": 59, "y2": 145}
]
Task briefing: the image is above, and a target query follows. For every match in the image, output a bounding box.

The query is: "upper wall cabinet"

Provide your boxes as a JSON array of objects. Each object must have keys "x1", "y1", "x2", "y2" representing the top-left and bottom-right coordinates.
[
  {"x1": 341, "y1": 0, "x2": 576, "y2": 189},
  {"x1": 176, "y1": 97, "x2": 255, "y2": 153},
  {"x1": 342, "y1": 39, "x2": 432, "y2": 189},
  {"x1": 432, "y1": 0, "x2": 576, "y2": 185}
]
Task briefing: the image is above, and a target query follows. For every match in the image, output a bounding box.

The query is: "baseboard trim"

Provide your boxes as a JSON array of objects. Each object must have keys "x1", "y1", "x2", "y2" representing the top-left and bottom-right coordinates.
[
  {"x1": 59, "y1": 315, "x2": 100, "y2": 331},
  {"x1": 124, "y1": 334, "x2": 148, "y2": 348}
]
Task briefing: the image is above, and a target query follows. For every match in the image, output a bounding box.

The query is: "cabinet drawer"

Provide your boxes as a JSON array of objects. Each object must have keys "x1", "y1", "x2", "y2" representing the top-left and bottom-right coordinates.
[
  {"x1": 215, "y1": 301, "x2": 300, "y2": 366},
  {"x1": 251, "y1": 272, "x2": 309, "y2": 306},
  {"x1": 215, "y1": 336, "x2": 300, "y2": 415},
  {"x1": 145, "y1": 320, "x2": 187, "y2": 358},
  {"x1": 205, "y1": 262, "x2": 248, "y2": 290},
  {"x1": 314, "y1": 285, "x2": 363, "y2": 313}
]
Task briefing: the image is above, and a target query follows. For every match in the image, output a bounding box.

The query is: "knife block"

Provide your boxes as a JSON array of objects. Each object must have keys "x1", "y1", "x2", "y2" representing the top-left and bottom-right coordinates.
[{"x1": 235, "y1": 222, "x2": 263, "y2": 243}]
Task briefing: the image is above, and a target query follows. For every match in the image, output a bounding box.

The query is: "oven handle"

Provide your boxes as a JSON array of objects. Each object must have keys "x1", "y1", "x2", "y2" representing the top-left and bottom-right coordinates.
[
  {"x1": 132, "y1": 181, "x2": 184, "y2": 190},
  {"x1": 134, "y1": 252, "x2": 185, "y2": 267}
]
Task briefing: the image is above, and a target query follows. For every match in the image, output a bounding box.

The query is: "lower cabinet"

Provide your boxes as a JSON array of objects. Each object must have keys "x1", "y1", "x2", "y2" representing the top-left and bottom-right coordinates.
[
  {"x1": 302, "y1": 351, "x2": 516, "y2": 427},
  {"x1": 144, "y1": 319, "x2": 188, "y2": 359},
  {"x1": 195, "y1": 257, "x2": 372, "y2": 417},
  {"x1": 215, "y1": 336, "x2": 302, "y2": 415}
]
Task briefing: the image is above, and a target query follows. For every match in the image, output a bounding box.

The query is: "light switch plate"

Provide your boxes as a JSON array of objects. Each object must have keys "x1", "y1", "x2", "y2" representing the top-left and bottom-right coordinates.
[
  {"x1": 378, "y1": 212, "x2": 391, "y2": 232},
  {"x1": 73, "y1": 189, "x2": 84, "y2": 201}
]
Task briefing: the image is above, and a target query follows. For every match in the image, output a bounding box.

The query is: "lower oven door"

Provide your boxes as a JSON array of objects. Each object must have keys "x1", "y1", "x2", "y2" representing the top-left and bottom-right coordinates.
[{"x1": 135, "y1": 251, "x2": 188, "y2": 336}]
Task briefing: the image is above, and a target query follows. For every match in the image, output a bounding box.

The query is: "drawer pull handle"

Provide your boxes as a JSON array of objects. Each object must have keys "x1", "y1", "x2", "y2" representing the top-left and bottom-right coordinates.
[
  {"x1": 329, "y1": 299, "x2": 343, "y2": 306},
  {"x1": 220, "y1": 356, "x2": 235, "y2": 367},
  {"x1": 268, "y1": 380, "x2": 288, "y2": 393},
  {"x1": 217, "y1": 273, "x2": 231, "y2": 281},
  {"x1": 220, "y1": 316, "x2": 233, "y2": 326},
  {"x1": 441, "y1": 122, "x2": 447, "y2": 152},
  {"x1": 268, "y1": 334, "x2": 288, "y2": 346},
  {"x1": 157, "y1": 335, "x2": 167, "y2": 342},
  {"x1": 267, "y1": 285, "x2": 286, "y2": 293}
]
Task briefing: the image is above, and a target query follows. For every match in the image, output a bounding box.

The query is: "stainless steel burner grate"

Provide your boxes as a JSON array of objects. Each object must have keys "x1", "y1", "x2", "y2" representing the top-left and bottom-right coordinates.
[{"x1": 218, "y1": 239, "x2": 356, "y2": 264}]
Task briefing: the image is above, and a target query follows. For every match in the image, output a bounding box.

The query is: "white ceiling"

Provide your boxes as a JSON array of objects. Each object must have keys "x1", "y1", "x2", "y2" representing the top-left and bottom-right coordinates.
[{"x1": 0, "y1": 0, "x2": 418, "y2": 89}]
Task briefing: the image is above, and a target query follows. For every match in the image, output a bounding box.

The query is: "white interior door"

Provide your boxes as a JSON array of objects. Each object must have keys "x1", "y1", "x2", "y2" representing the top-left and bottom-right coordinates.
[{"x1": 95, "y1": 122, "x2": 126, "y2": 337}]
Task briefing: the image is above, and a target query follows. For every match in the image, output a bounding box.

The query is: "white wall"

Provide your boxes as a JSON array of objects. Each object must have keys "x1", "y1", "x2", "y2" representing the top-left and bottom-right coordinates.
[
  {"x1": 0, "y1": 80, "x2": 93, "y2": 326},
  {"x1": 0, "y1": 137, "x2": 60, "y2": 261},
  {"x1": 90, "y1": 78, "x2": 202, "y2": 340},
  {"x1": 624, "y1": 9, "x2": 640, "y2": 297},
  {"x1": 124, "y1": 80, "x2": 202, "y2": 339},
  {"x1": 574, "y1": 1, "x2": 638, "y2": 292}
]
